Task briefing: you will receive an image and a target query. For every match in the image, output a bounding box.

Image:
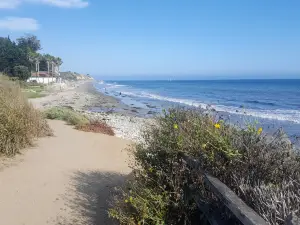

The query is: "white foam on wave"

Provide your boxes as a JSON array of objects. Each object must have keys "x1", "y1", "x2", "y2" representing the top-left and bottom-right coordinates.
[
  {"x1": 121, "y1": 91, "x2": 206, "y2": 108},
  {"x1": 101, "y1": 82, "x2": 128, "y2": 88},
  {"x1": 121, "y1": 90, "x2": 300, "y2": 124},
  {"x1": 96, "y1": 83, "x2": 300, "y2": 124},
  {"x1": 220, "y1": 106, "x2": 300, "y2": 124}
]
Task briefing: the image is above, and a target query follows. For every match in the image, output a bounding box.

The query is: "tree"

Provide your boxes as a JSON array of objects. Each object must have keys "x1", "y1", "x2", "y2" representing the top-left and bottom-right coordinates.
[
  {"x1": 55, "y1": 57, "x2": 63, "y2": 66},
  {"x1": 0, "y1": 37, "x2": 29, "y2": 76},
  {"x1": 0, "y1": 34, "x2": 63, "y2": 79},
  {"x1": 13, "y1": 65, "x2": 30, "y2": 80},
  {"x1": 41, "y1": 54, "x2": 63, "y2": 75},
  {"x1": 55, "y1": 57, "x2": 63, "y2": 75},
  {"x1": 17, "y1": 34, "x2": 41, "y2": 53}
]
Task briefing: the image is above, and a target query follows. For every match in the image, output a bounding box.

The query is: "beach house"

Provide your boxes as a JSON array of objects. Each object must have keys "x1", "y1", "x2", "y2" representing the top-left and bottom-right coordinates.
[{"x1": 27, "y1": 60, "x2": 60, "y2": 84}]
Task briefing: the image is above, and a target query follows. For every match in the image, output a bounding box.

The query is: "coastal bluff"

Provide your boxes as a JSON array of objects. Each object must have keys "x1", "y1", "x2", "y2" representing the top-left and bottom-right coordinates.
[{"x1": 60, "y1": 71, "x2": 93, "y2": 81}]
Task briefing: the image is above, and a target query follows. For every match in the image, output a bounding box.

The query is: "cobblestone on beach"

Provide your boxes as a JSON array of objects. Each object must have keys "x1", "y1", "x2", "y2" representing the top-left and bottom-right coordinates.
[{"x1": 81, "y1": 111, "x2": 151, "y2": 143}]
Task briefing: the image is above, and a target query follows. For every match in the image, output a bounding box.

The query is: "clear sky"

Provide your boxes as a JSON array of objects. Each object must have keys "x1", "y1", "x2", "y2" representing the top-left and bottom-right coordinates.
[{"x1": 0, "y1": 0, "x2": 300, "y2": 79}]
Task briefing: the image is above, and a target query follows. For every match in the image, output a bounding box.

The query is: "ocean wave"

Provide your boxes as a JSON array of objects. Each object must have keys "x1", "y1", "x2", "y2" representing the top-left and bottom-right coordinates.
[
  {"x1": 216, "y1": 106, "x2": 300, "y2": 124},
  {"x1": 245, "y1": 100, "x2": 276, "y2": 106},
  {"x1": 95, "y1": 83, "x2": 300, "y2": 124},
  {"x1": 102, "y1": 82, "x2": 128, "y2": 88},
  {"x1": 114, "y1": 84, "x2": 128, "y2": 87},
  {"x1": 119, "y1": 91, "x2": 207, "y2": 108},
  {"x1": 118, "y1": 90, "x2": 300, "y2": 124}
]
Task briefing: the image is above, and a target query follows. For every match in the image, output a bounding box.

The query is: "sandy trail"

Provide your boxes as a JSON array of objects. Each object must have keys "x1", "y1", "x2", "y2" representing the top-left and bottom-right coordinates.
[{"x1": 0, "y1": 120, "x2": 131, "y2": 225}]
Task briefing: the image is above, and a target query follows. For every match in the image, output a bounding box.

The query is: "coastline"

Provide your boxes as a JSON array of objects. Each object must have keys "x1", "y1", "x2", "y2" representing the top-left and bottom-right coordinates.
[
  {"x1": 30, "y1": 80, "x2": 152, "y2": 142},
  {"x1": 30, "y1": 79, "x2": 300, "y2": 145}
]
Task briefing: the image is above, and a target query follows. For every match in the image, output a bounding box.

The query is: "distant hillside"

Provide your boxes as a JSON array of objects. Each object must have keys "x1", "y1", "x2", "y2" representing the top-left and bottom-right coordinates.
[{"x1": 60, "y1": 71, "x2": 93, "y2": 81}]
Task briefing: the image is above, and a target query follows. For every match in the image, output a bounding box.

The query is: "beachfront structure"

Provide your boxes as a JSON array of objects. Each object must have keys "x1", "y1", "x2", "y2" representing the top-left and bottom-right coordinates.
[{"x1": 27, "y1": 60, "x2": 61, "y2": 84}]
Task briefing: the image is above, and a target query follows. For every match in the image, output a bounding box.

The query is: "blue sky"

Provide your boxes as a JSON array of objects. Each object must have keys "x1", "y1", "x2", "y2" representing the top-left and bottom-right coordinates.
[{"x1": 0, "y1": 0, "x2": 300, "y2": 79}]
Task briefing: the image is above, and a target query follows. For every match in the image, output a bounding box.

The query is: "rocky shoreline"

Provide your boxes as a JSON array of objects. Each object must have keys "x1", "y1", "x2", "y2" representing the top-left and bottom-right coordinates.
[{"x1": 30, "y1": 80, "x2": 153, "y2": 142}]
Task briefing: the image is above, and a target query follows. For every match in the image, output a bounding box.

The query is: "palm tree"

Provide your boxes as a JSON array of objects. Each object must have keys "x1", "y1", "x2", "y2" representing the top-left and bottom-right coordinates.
[
  {"x1": 43, "y1": 54, "x2": 52, "y2": 76},
  {"x1": 55, "y1": 57, "x2": 63, "y2": 77},
  {"x1": 35, "y1": 58, "x2": 40, "y2": 77},
  {"x1": 47, "y1": 60, "x2": 50, "y2": 75},
  {"x1": 28, "y1": 51, "x2": 38, "y2": 75},
  {"x1": 36, "y1": 54, "x2": 44, "y2": 77}
]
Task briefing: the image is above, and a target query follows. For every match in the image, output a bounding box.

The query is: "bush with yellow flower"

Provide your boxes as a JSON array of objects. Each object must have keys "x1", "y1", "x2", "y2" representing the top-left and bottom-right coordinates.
[{"x1": 110, "y1": 108, "x2": 300, "y2": 225}]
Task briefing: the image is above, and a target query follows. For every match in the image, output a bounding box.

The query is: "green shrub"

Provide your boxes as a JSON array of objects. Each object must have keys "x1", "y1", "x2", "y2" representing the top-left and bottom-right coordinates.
[
  {"x1": 44, "y1": 107, "x2": 89, "y2": 126},
  {"x1": 21, "y1": 83, "x2": 46, "y2": 99},
  {"x1": 0, "y1": 75, "x2": 52, "y2": 156},
  {"x1": 24, "y1": 91, "x2": 46, "y2": 99},
  {"x1": 109, "y1": 171, "x2": 170, "y2": 225},
  {"x1": 13, "y1": 65, "x2": 30, "y2": 80},
  {"x1": 110, "y1": 108, "x2": 300, "y2": 225}
]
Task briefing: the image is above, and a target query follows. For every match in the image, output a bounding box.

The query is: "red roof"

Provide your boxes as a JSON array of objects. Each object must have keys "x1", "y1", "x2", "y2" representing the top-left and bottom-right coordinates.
[{"x1": 31, "y1": 71, "x2": 53, "y2": 77}]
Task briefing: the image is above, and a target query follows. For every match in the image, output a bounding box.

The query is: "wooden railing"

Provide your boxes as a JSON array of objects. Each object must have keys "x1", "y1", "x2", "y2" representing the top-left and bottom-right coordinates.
[{"x1": 181, "y1": 154, "x2": 299, "y2": 225}]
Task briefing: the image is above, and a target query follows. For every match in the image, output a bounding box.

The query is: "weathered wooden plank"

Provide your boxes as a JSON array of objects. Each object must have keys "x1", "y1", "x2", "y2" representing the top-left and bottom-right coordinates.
[
  {"x1": 204, "y1": 174, "x2": 269, "y2": 225},
  {"x1": 181, "y1": 154, "x2": 269, "y2": 225},
  {"x1": 192, "y1": 195, "x2": 225, "y2": 225}
]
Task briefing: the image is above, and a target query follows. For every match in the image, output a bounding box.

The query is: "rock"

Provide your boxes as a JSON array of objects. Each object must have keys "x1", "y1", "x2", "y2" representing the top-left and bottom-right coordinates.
[{"x1": 146, "y1": 104, "x2": 157, "y2": 109}]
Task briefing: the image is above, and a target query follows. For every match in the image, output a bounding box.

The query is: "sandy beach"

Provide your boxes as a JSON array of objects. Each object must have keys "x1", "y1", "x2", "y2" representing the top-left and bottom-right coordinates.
[{"x1": 0, "y1": 80, "x2": 143, "y2": 225}]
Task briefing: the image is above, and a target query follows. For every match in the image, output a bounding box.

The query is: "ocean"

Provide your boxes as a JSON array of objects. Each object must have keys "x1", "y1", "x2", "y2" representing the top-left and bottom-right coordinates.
[{"x1": 95, "y1": 79, "x2": 300, "y2": 141}]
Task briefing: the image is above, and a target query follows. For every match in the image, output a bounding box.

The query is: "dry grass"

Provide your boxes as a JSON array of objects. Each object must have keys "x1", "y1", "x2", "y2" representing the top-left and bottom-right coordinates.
[
  {"x1": 76, "y1": 121, "x2": 115, "y2": 136},
  {"x1": 0, "y1": 75, "x2": 52, "y2": 156}
]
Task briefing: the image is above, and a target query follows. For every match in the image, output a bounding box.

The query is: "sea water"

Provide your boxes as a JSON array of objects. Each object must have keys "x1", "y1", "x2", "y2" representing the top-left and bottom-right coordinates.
[{"x1": 95, "y1": 79, "x2": 300, "y2": 141}]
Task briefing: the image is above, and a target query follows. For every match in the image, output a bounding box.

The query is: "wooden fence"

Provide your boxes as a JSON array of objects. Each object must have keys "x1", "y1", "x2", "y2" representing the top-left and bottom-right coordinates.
[{"x1": 181, "y1": 154, "x2": 299, "y2": 225}]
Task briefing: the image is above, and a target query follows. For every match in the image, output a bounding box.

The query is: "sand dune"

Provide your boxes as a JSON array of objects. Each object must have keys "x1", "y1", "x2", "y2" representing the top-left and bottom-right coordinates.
[{"x1": 0, "y1": 120, "x2": 131, "y2": 225}]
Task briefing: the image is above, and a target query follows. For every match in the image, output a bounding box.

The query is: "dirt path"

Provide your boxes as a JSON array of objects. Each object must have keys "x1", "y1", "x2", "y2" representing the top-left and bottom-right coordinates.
[{"x1": 0, "y1": 120, "x2": 131, "y2": 225}]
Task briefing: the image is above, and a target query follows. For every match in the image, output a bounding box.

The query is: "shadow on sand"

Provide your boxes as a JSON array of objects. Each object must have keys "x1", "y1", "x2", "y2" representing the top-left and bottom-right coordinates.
[{"x1": 62, "y1": 170, "x2": 126, "y2": 225}]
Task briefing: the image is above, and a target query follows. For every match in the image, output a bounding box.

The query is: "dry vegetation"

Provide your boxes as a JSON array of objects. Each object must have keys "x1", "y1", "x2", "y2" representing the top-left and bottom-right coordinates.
[
  {"x1": 109, "y1": 108, "x2": 300, "y2": 225},
  {"x1": 76, "y1": 121, "x2": 115, "y2": 136},
  {"x1": 0, "y1": 75, "x2": 52, "y2": 156},
  {"x1": 44, "y1": 106, "x2": 115, "y2": 136}
]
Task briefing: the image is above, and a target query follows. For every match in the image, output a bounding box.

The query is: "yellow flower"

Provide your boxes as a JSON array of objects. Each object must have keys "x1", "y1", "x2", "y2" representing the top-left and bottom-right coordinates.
[
  {"x1": 201, "y1": 143, "x2": 207, "y2": 149},
  {"x1": 257, "y1": 127, "x2": 263, "y2": 135},
  {"x1": 125, "y1": 199, "x2": 128, "y2": 203},
  {"x1": 214, "y1": 123, "x2": 221, "y2": 129},
  {"x1": 173, "y1": 124, "x2": 178, "y2": 129},
  {"x1": 129, "y1": 196, "x2": 133, "y2": 202}
]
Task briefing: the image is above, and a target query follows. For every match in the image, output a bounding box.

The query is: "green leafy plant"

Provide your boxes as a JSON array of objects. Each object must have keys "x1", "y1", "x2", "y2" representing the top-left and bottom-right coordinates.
[
  {"x1": 110, "y1": 108, "x2": 300, "y2": 225},
  {"x1": 44, "y1": 107, "x2": 89, "y2": 126},
  {"x1": 13, "y1": 65, "x2": 30, "y2": 80},
  {"x1": 109, "y1": 170, "x2": 169, "y2": 225}
]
